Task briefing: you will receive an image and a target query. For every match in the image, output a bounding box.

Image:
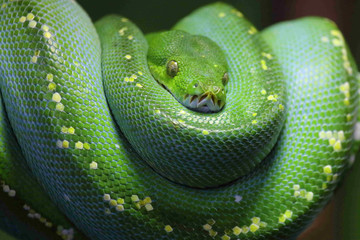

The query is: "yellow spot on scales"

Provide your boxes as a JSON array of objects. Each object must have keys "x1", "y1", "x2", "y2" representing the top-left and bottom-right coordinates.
[
  {"x1": 117, "y1": 198, "x2": 125, "y2": 204},
  {"x1": 319, "y1": 130, "x2": 345, "y2": 151},
  {"x1": 261, "y1": 89, "x2": 267, "y2": 95},
  {"x1": 43, "y1": 31, "x2": 52, "y2": 39},
  {"x1": 113, "y1": 205, "x2": 126, "y2": 214},
  {"x1": 26, "y1": 13, "x2": 35, "y2": 21},
  {"x1": 332, "y1": 38, "x2": 342, "y2": 47},
  {"x1": 131, "y1": 195, "x2": 139, "y2": 202},
  {"x1": 56, "y1": 103, "x2": 64, "y2": 111},
  {"x1": 62, "y1": 140, "x2": 69, "y2": 148},
  {"x1": 232, "y1": 226, "x2": 242, "y2": 235},
  {"x1": 75, "y1": 141, "x2": 84, "y2": 149},
  {"x1": 28, "y1": 20, "x2": 37, "y2": 28},
  {"x1": 31, "y1": 56, "x2": 38, "y2": 63},
  {"x1": 340, "y1": 81, "x2": 352, "y2": 101},
  {"x1": 61, "y1": 126, "x2": 68, "y2": 133},
  {"x1": 52, "y1": 92, "x2": 61, "y2": 103},
  {"x1": 109, "y1": 199, "x2": 117, "y2": 207},
  {"x1": 347, "y1": 114, "x2": 352, "y2": 121},
  {"x1": 68, "y1": 127, "x2": 75, "y2": 134},
  {"x1": 321, "y1": 36, "x2": 329, "y2": 43},
  {"x1": 136, "y1": 83, "x2": 143, "y2": 88},
  {"x1": 333, "y1": 140, "x2": 342, "y2": 151},
  {"x1": 19, "y1": 16, "x2": 26, "y2": 23},
  {"x1": 340, "y1": 82, "x2": 350, "y2": 93},
  {"x1": 125, "y1": 54, "x2": 132, "y2": 60},
  {"x1": 251, "y1": 120, "x2": 257, "y2": 125},
  {"x1": 48, "y1": 82, "x2": 56, "y2": 91},
  {"x1": 89, "y1": 161, "x2": 98, "y2": 170},
  {"x1": 331, "y1": 29, "x2": 342, "y2": 37},
  {"x1": 46, "y1": 73, "x2": 53, "y2": 82},
  {"x1": 248, "y1": 26, "x2": 257, "y2": 35},
  {"x1": 221, "y1": 235, "x2": 230, "y2": 240},
  {"x1": 144, "y1": 197, "x2": 152, "y2": 204},
  {"x1": 103, "y1": 194, "x2": 111, "y2": 201},
  {"x1": 329, "y1": 137, "x2": 336, "y2": 146},
  {"x1": 41, "y1": 25, "x2": 49, "y2": 32},
  {"x1": 306, "y1": 192, "x2": 314, "y2": 201},
  {"x1": 127, "y1": 35, "x2": 133, "y2": 40},
  {"x1": 323, "y1": 165, "x2": 332, "y2": 174},
  {"x1": 164, "y1": 225, "x2": 173, "y2": 233},
  {"x1": 284, "y1": 210, "x2": 293, "y2": 219},
  {"x1": 267, "y1": 95, "x2": 277, "y2": 101},
  {"x1": 231, "y1": 9, "x2": 243, "y2": 17},
  {"x1": 279, "y1": 210, "x2": 293, "y2": 223},
  {"x1": 261, "y1": 59, "x2": 268, "y2": 70},
  {"x1": 145, "y1": 203, "x2": 153, "y2": 211},
  {"x1": 249, "y1": 223, "x2": 259, "y2": 232},
  {"x1": 209, "y1": 229, "x2": 218, "y2": 237},
  {"x1": 1, "y1": 3, "x2": 6, "y2": 8},
  {"x1": 118, "y1": 27, "x2": 127, "y2": 36},
  {"x1": 261, "y1": 52, "x2": 273, "y2": 59},
  {"x1": 279, "y1": 104, "x2": 284, "y2": 110},
  {"x1": 138, "y1": 71, "x2": 143, "y2": 76},
  {"x1": 251, "y1": 217, "x2": 260, "y2": 224},
  {"x1": 202, "y1": 130, "x2": 209, "y2": 135},
  {"x1": 203, "y1": 224, "x2": 212, "y2": 231},
  {"x1": 218, "y1": 12, "x2": 226, "y2": 18},
  {"x1": 116, "y1": 205, "x2": 124, "y2": 212}
]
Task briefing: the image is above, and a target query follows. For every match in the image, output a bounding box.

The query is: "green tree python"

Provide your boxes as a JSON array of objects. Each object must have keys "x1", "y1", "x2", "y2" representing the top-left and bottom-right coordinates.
[{"x1": 0, "y1": 0, "x2": 359, "y2": 239}]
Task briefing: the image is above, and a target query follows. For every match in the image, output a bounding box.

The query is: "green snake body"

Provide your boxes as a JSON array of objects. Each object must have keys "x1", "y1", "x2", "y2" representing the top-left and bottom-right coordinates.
[{"x1": 0, "y1": 0, "x2": 358, "y2": 239}]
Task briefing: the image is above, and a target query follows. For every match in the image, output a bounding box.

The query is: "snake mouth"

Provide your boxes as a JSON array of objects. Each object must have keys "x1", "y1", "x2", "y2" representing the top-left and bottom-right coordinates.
[{"x1": 183, "y1": 92, "x2": 224, "y2": 113}]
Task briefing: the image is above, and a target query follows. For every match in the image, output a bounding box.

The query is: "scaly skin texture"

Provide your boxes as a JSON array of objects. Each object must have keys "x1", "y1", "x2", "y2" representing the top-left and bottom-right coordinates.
[{"x1": 0, "y1": 0, "x2": 358, "y2": 240}]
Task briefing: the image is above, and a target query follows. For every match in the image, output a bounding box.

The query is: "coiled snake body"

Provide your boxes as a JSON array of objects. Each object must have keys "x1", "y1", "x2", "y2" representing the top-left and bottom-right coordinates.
[{"x1": 0, "y1": 0, "x2": 358, "y2": 239}]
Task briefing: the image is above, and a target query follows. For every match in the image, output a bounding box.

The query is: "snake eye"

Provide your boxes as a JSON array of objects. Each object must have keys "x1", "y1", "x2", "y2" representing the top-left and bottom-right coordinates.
[
  {"x1": 167, "y1": 60, "x2": 178, "y2": 78},
  {"x1": 222, "y1": 72, "x2": 229, "y2": 85}
]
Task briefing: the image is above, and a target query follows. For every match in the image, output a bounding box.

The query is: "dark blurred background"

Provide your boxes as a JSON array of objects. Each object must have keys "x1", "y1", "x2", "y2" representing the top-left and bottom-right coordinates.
[
  {"x1": 76, "y1": 0, "x2": 360, "y2": 66},
  {"x1": 72, "y1": 0, "x2": 360, "y2": 239}
]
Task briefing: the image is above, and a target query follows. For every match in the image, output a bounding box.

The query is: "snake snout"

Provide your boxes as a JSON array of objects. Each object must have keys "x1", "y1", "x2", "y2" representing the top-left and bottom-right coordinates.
[{"x1": 183, "y1": 91, "x2": 225, "y2": 112}]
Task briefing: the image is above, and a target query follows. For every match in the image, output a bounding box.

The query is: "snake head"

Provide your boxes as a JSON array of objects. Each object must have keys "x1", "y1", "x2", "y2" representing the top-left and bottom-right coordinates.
[{"x1": 146, "y1": 30, "x2": 228, "y2": 113}]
